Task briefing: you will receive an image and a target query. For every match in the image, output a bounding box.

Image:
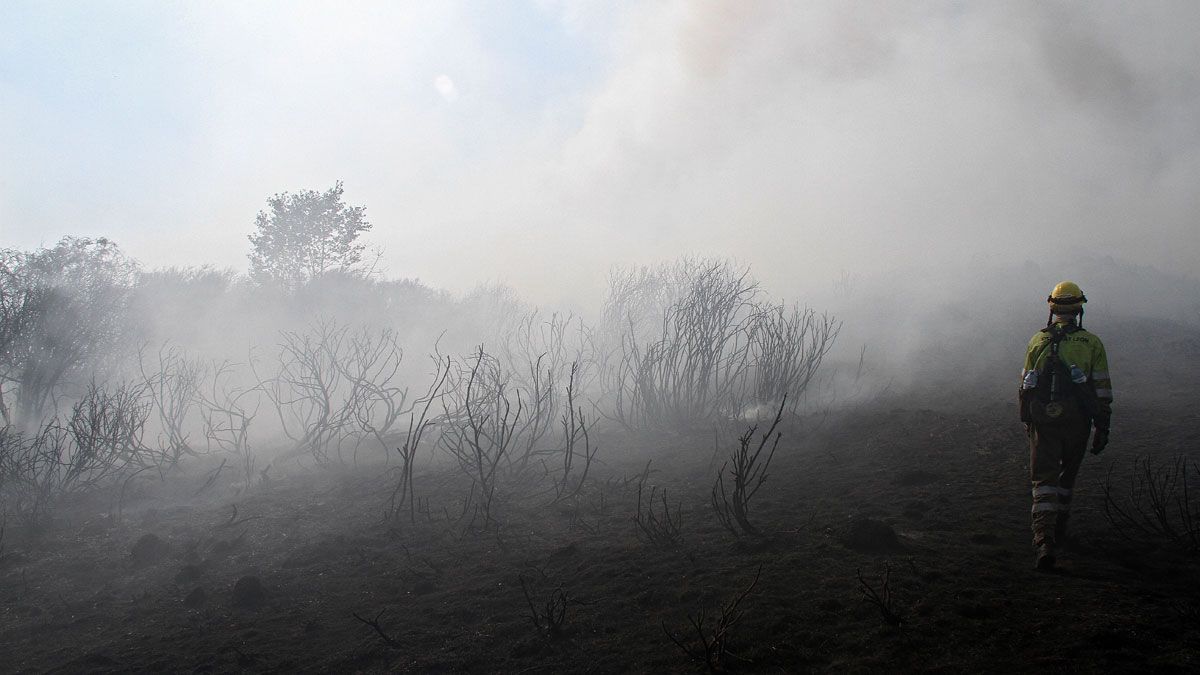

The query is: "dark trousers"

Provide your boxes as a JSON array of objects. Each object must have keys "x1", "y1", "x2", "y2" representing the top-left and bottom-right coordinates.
[{"x1": 1029, "y1": 422, "x2": 1090, "y2": 546}]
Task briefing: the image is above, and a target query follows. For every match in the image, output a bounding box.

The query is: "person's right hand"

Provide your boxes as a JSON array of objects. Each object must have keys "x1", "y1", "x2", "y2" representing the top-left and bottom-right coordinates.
[{"x1": 1091, "y1": 429, "x2": 1109, "y2": 455}]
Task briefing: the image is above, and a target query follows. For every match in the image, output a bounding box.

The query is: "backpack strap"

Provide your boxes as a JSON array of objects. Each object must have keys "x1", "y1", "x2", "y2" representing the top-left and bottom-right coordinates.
[
  {"x1": 1043, "y1": 324, "x2": 1068, "y2": 357},
  {"x1": 1041, "y1": 322, "x2": 1079, "y2": 359}
]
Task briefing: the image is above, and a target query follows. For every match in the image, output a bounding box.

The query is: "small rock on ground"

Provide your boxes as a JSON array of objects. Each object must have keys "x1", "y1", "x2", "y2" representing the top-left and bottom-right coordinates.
[
  {"x1": 183, "y1": 587, "x2": 207, "y2": 608},
  {"x1": 130, "y1": 533, "x2": 169, "y2": 566},
  {"x1": 232, "y1": 576, "x2": 266, "y2": 608},
  {"x1": 843, "y1": 517, "x2": 903, "y2": 552}
]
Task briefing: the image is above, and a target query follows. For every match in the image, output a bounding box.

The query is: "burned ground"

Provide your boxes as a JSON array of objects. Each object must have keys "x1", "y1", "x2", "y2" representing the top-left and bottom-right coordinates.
[{"x1": 2, "y1": 318, "x2": 1199, "y2": 673}]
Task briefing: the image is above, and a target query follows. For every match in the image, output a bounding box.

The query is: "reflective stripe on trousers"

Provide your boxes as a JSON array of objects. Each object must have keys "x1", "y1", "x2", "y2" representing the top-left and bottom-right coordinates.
[{"x1": 1029, "y1": 423, "x2": 1089, "y2": 546}]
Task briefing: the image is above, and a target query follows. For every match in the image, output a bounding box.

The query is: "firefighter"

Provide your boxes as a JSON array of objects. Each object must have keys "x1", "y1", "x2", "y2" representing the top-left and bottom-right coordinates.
[{"x1": 1019, "y1": 281, "x2": 1113, "y2": 570}]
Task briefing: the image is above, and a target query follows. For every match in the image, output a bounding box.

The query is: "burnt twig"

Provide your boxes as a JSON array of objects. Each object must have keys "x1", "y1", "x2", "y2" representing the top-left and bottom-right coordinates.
[
  {"x1": 519, "y1": 573, "x2": 571, "y2": 640},
  {"x1": 634, "y1": 479, "x2": 682, "y2": 547},
  {"x1": 193, "y1": 458, "x2": 227, "y2": 497},
  {"x1": 663, "y1": 564, "x2": 762, "y2": 672},
  {"x1": 1101, "y1": 455, "x2": 1200, "y2": 552},
  {"x1": 857, "y1": 564, "x2": 903, "y2": 627},
  {"x1": 352, "y1": 608, "x2": 402, "y2": 648}
]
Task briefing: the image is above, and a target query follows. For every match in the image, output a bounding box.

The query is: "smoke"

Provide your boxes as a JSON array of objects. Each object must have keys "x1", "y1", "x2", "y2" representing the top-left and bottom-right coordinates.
[
  {"x1": 2, "y1": 1, "x2": 1198, "y2": 311},
  {"x1": 6, "y1": 0, "x2": 1200, "y2": 527},
  {"x1": 532, "y1": 1, "x2": 1200, "y2": 306}
]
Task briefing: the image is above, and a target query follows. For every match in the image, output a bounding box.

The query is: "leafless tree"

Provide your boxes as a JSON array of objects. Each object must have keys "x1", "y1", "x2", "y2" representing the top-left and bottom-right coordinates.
[
  {"x1": 0, "y1": 425, "x2": 23, "y2": 519},
  {"x1": 2, "y1": 380, "x2": 151, "y2": 528},
  {"x1": 200, "y1": 361, "x2": 260, "y2": 488},
  {"x1": 437, "y1": 347, "x2": 523, "y2": 531},
  {"x1": 505, "y1": 353, "x2": 556, "y2": 480},
  {"x1": 252, "y1": 321, "x2": 353, "y2": 465},
  {"x1": 253, "y1": 321, "x2": 411, "y2": 466},
  {"x1": 67, "y1": 380, "x2": 155, "y2": 473},
  {"x1": 601, "y1": 260, "x2": 693, "y2": 346},
  {"x1": 389, "y1": 355, "x2": 450, "y2": 524},
  {"x1": 550, "y1": 363, "x2": 597, "y2": 503},
  {"x1": 0, "y1": 424, "x2": 71, "y2": 527},
  {"x1": 601, "y1": 258, "x2": 837, "y2": 431},
  {"x1": 610, "y1": 259, "x2": 760, "y2": 430},
  {"x1": 712, "y1": 397, "x2": 785, "y2": 536},
  {"x1": 138, "y1": 343, "x2": 206, "y2": 466},
  {"x1": 339, "y1": 326, "x2": 408, "y2": 464},
  {"x1": 501, "y1": 310, "x2": 599, "y2": 396},
  {"x1": 484, "y1": 312, "x2": 601, "y2": 482},
  {"x1": 745, "y1": 305, "x2": 840, "y2": 416}
]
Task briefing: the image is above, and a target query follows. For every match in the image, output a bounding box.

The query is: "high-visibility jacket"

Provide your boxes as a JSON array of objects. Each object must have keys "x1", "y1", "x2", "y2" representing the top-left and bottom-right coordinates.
[{"x1": 1021, "y1": 321, "x2": 1112, "y2": 430}]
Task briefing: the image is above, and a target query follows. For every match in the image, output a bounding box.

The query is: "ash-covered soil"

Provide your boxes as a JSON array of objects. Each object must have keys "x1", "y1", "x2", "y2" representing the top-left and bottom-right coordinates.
[{"x1": 3, "y1": 321, "x2": 1200, "y2": 673}]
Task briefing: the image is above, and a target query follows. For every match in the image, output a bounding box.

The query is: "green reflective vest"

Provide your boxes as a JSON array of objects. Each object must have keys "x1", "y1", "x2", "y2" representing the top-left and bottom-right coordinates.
[{"x1": 1022, "y1": 322, "x2": 1112, "y2": 402}]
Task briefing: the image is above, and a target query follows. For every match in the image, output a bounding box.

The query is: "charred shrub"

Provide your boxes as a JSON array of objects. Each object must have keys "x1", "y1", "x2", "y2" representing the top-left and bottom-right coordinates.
[
  {"x1": 1101, "y1": 455, "x2": 1200, "y2": 553},
  {"x1": 663, "y1": 565, "x2": 763, "y2": 672},
  {"x1": 1, "y1": 381, "x2": 152, "y2": 529},
  {"x1": 711, "y1": 398, "x2": 785, "y2": 537},
  {"x1": 519, "y1": 573, "x2": 576, "y2": 641},
  {"x1": 857, "y1": 564, "x2": 903, "y2": 627},
  {"x1": 603, "y1": 257, "x2": 837, "y2": 431},
  {"x1": 252, "y1": 321, "x2": 408, "y2": 466},
  {"x1": 634, "y1": 471, "x2": 683, "y2": 548}
]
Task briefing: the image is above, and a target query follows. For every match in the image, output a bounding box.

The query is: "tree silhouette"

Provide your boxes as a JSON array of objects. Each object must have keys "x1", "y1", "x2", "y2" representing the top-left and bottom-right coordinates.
[
  {"x1": 0, "y1": 237, "x2": 138, "y2": 426},
  {"x1": 247, "y1": 181, "x2": 372, "y2": 289}
]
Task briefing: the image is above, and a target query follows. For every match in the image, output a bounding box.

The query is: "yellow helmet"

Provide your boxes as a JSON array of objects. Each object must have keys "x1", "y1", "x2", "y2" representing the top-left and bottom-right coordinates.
[{"x1": 1047, "y1": 280, "x2": 1086, "y2": 314}]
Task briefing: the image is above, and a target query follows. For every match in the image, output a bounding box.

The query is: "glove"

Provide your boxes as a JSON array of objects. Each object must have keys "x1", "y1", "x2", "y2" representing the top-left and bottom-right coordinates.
[{"x1": 1091, "y1": 429, "x2": 1109, "y2": 455}]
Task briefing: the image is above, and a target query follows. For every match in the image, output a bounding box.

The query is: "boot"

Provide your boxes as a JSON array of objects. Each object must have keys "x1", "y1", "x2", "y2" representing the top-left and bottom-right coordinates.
[
  {"x1": 1036, "y1": 542, "x2": 1056, "y2": 571},
  {"x1": 1055, "y1": 513, "x2": 1072, "y2": 547}
]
